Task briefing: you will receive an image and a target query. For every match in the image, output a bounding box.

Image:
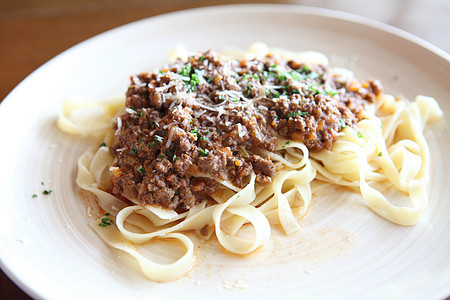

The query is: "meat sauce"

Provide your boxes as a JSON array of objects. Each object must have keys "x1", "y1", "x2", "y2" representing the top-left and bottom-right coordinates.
[{"x1": 110, "y1": 50, "x2": 382, "y2": 210}]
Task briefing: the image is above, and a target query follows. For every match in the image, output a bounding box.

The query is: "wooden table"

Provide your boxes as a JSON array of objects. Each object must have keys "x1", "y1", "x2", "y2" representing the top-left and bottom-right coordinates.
[{"x1": 0, "y1": 0, "x2": 448, "y2": 299}]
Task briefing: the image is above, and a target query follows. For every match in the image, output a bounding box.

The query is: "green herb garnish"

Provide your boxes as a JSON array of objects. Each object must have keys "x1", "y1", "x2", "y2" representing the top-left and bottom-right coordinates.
[
  {"x1": 281, "y1": 141, "x2": 291, "y2": 149},
  {"x1": 277, "y1": 73, "x2": 286, "y2": 81},
  {"x1": 272, "y1": 90, "x2": 280, "y2": 98},
  {"x1": 99, "y1": 217, "x2": 112, "y2": 227},
  {"x1": 306, "y1": 72, "x2": 320, "y2": 80},
  {"x1": 131, "y1": 146, "x2": 138, "y2": 155},
  {"x1": 198, "y1": 134, "x2": 208, "y2": 141},
  {"x1": 309, "y1": 86, "x2": 321, "y2": 95},
  {"x1": 165, "y1": 149, "x2": 174, "y2": 157},
  {"x1": 43, "y1": 190, "x2": 52, "y2": 195},
  {"x1": 286, "y1": 111, "x2": 308, "y2": 118},
  {"x1": 199, "y1": 148, "x2": 209, "y2": 156},
  {"x1": 179, "y1": 63, "x2": 191, "y2": 77},
  {"x1": 137, "y1": 165, "x2": 146, "y2": 174}
]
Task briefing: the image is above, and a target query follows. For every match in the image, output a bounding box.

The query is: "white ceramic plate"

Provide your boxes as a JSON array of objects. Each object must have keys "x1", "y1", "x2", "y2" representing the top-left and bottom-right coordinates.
[{"x1": 0, "y1": 5, "x2": 449, "y2": 300}]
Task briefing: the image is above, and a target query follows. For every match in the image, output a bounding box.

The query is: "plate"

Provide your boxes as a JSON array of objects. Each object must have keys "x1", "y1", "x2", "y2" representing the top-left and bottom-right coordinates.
[{"x1": 0, "y1": 4, "x2": 449, "y2": 300}]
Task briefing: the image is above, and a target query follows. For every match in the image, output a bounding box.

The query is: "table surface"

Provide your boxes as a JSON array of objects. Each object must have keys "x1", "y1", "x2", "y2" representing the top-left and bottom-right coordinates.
[{"x1": 0, "y1": 0, "x2": 448, "y2": 299}]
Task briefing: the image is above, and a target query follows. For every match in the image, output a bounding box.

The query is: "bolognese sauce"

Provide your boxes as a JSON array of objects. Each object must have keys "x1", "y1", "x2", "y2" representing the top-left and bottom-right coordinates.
[{"x1": 110, "y1": 50, "x2": 382, "y2": 210}]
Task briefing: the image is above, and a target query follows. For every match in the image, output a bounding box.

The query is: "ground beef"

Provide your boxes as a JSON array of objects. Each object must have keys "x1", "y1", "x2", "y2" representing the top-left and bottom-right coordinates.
[{"x1": 110, "y1": 49, "x2": 381, "y2": 210}]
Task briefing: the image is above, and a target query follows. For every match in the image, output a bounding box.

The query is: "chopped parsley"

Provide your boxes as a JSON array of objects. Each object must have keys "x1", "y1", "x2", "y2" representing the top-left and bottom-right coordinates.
[
  {"x1": 262, "y1": 70, "x2": 277, "y2": 81},
  {"x1": 198, "y1": 134, "x2": 208, "y2": 141},
  {"x1": 98, "y1": 217, "x2": 112, "y2": 227},
  {"x1": 378, "y1": 152, "x2": 383, "y2": 157},
  {"x1": 186, "y1": 83, "x2": 195, "y2": 92},
  {"x1": 281, "y1": 141, "x2": 291, "y2": 149},
  {"x1": 131, "y1": 146, "x2": 138, "y2": 155},
  {"x1": 190, "y1": 126, "x2": 198, "y2": 134},
  {"x1": 272, "y1": 90, "x2": 280, "y2": 98},
  {"x1": 288, "y1": 71, "x2": 303, "y2": 81},
  {"x1": 99, "y1": 142, "x2": 107, "y2": 148},
  {"x1": 339, "y1": 119, "x2": 347, "y2": 130},
  {"x1": 165, "y1": 149, "x2": 174, "y2": 157},
  {"x1": 277, "y1": 73, "x2": 286, "y2": 81},
  {"x1": 183, "y1": 68, "x2": 205, "y2": 92},
  {"x1": 179, "y1": 63, "x2": 192, "y2": 77},
  {"x1": 199, "y1": 55, "x2": 206, "y2": 61},
  {"x1": 154, "y1": 135, "x2": 163, "y2": 142},
  {"x1": 325, "y1": 89, "x2": 339, "y2": 96},
  {"x1": 286, "y1": 111, "x2": 308, "y2": 118},
  {"x1": 43, "y1": 190, "x2": 52, "y2": 195},
  {"x1": 190, "y1": 72, "x2": 201, "y2": 86},
  {"x1": 137, "y1": 165, "x2": 146, "y2": 174},
  {"x1": 199, "y1": 148, "x2": 209, "y2": 156},
  {"x1": 149, "y1": 141, "x2": 157, "y2": 147},
  {"x1": 308, "y1": 86, "x2": 338, "y2": 96},
  {"x1": 32, "y1": 194, "x2": 38, "y2": 198},
  {"x1": 309, "y1": 86, "x2": 321, "y2": 95},
  {"x1": 357, "y1": 132, "x2": 364, "y2": 138},
  {"x1": 289, "y1": 88, "x2": 300, "y2": 95},
  {"x1": 307, "y1": 72, "x2": 320, "y2": 80}
]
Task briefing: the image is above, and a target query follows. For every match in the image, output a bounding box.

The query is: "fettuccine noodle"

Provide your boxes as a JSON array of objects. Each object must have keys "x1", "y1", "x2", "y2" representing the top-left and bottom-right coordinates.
[{"x1": 57, "y1": 44, "x2": 443, "y2": 281}]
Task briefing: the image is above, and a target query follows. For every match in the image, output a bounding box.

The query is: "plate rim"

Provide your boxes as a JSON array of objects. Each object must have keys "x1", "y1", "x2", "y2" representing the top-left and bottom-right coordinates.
[{"x1": 0, "y1": 4, "x2": 449, "y2": 300}]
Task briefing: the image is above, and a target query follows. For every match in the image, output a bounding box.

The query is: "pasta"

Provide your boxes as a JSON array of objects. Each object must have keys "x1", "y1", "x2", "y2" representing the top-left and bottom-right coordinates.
[{"x1": 57, "y1": 43, "x2": 443, "y2": 281}]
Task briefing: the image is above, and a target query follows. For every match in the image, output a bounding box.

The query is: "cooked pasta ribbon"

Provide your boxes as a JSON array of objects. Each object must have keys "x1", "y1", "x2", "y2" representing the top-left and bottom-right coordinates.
[{"x1": 58, "y1": 47, "x2": 443, "y2": 281}]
